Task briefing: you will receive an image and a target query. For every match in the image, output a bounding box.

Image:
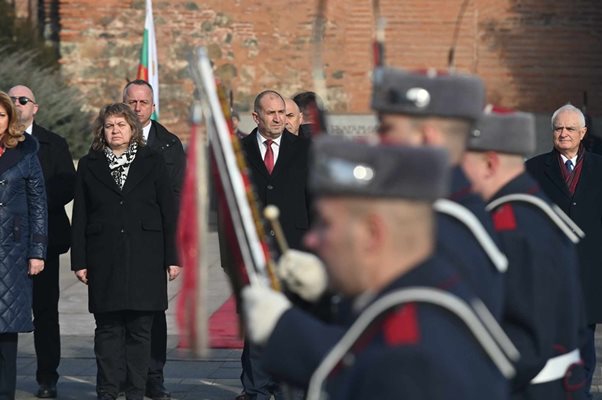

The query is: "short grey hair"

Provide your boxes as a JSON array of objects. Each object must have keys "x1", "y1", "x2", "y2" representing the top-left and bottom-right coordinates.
[
  {"x1": 123, "y1": 79, "x2": 154, "y2": 102},
  {"x1": 551, "y1": 104, "x2": 585, "y2": 129}
]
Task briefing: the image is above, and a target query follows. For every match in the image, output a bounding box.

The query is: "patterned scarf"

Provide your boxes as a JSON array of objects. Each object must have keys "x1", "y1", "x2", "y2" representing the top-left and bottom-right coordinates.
[
  {"x1": 556, "y1": 144, "x2": 584, "y2": 196},
  {"x1": 104, "y1": 142, "x2": 138, "y2": 190}
]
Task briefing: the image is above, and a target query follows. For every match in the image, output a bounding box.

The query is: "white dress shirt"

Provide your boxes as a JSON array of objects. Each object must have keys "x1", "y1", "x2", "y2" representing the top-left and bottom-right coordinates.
[{"x1": 256, "y1": 132, "x2": 282, "y2": 165}]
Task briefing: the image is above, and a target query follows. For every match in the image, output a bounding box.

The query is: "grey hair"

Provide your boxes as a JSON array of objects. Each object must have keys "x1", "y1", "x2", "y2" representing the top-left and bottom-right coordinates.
[{"x1": 551, "y1": 104, "x2": 585, "y2": 129}]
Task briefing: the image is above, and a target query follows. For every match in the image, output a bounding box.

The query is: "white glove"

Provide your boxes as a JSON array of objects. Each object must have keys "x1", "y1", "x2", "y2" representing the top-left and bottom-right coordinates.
[
  {"x1": 277, "y1": 249, "x2": 328, "y2": 302},
  {"x1": 242, "y1": 285, "x2": 291, "y2": 345}
]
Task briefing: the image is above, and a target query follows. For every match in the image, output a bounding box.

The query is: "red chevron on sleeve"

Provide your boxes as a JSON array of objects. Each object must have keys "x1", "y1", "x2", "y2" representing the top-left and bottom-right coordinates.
[
  {"x1": 383, "y1": 303, "x2": 420, "y2": 346},
  {"x1": 492, "y1": 203, "x2": 517, "y2": 231}
]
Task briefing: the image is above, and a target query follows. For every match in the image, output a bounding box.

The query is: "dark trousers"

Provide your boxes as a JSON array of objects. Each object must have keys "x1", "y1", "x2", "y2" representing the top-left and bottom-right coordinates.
[
  {"x1": 32, "y1": 252, "x2": 61, "y2": 385},
  {"x1": 0, "y1": 333, "x2": 17, "y2": 400},
  {"x1": 241, "y1": 340, "x2": 290, "y2": 400},
  {"x1": 146, "y1": 310, "x2": 167, "y2": 387},
  {"x1": 581, "y1": 324, "x2": 597, "y2": 399},
  {"x1": 94, "y1": 311, "x2": 154, "y2": 399}
]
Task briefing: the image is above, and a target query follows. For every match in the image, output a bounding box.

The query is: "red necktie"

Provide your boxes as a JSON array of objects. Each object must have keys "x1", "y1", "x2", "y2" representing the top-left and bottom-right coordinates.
[{"x1": 264, "y1": 139, "x2": 274, "y2": 174}]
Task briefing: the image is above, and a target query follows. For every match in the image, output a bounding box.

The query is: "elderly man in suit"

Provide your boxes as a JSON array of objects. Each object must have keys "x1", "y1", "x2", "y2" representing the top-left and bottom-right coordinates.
[
  {"x1": 237, "y1": 90, "x2": 311, "y2": 400},
  {"x1": 526, "y1": 104, "x2": 602, "y2": 399},
  {"x1": 8, "y1": 84, "x2": 76, "y2": 399}
]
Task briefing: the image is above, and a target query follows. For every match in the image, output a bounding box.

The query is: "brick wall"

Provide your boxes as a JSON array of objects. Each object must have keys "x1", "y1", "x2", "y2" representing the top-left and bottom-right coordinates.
[{"x1": 18, "y1": 0, "x2": 602, "y2": 141}]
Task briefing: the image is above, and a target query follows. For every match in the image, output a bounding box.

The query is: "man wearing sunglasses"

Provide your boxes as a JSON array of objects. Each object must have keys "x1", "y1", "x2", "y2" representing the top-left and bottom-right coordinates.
[{"x1": 8, "y1": 85, "x2": 76, "y2": 399}]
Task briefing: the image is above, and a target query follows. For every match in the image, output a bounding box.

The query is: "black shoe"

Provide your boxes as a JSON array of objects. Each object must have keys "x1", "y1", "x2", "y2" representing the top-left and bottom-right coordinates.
[
  {"x1": 36, "y1": 383, "x2": 57, "y2": 398},
  {"x1": 97, "y1": 393, "x2": 115, "y2": 400},
  {"x1": 145, "y1": 383, "x2": 171, "y2": 400}
]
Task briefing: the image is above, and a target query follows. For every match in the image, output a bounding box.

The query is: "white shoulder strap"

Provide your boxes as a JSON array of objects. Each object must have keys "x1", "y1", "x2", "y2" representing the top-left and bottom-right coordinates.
[
  {"x1": 434, "y1": 199, "x2": 508, "y2": 273},
  {"x1": 486, "y1": 194, "x2": 584, "y2": 244},
  {"x1": 306, "y1": 287, "x2": 517, "y2": 400}
]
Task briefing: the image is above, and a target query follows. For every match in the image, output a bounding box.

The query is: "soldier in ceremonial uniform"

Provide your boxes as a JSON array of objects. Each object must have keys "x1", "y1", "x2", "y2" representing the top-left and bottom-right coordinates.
[
  {"x1": 242, "y1": 137, "x2": 511, "y2": 399},
  {"x1": 462, "y1": 108, "x2": 586, "y2": 399},
  {"x1": 370, "y1": 67, "x2": 507, "y2": 319}
]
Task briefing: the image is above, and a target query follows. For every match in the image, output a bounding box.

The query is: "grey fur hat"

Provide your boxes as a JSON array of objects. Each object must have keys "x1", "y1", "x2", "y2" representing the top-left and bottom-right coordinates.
[
  {"x1": 371, "y1": 67, "x2": 485, "y2": 122},
  {"x1": 468, "y1": 108, "x2": 536, "y2": 156},
  {"x1": 310, "y1": 136, "x2": 450, "y2": 201}
]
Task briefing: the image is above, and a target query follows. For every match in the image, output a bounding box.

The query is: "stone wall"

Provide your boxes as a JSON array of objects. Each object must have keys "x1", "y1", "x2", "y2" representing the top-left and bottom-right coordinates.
[{"x1": 15, "y1": 0, "x2": 602, "y2": 142}]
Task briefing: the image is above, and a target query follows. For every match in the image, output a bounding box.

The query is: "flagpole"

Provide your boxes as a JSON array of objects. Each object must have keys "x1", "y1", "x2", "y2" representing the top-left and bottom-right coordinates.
[
  {"x1": 137, "y1": 0, "x2": 160, "y2": 120},
  {"x1": 193, "y1": 101, "x2": 209, "y2": 357}
]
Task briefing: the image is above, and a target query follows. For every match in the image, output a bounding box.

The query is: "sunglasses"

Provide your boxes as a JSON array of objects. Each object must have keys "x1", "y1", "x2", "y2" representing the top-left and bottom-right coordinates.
[{"x1": 10, "y1": 96, "x2": 36, "y2": 106}]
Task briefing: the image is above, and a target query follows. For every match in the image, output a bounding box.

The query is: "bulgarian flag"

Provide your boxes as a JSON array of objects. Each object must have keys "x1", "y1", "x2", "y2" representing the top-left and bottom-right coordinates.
[{"x1": 136, "y1": 0, "x2": 159, "y2": 120}]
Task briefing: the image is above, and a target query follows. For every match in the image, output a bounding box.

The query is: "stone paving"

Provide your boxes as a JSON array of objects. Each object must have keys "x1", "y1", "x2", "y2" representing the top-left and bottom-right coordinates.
[{"x1": 13, "y1": 231, "x2": 602, "y2": 399}]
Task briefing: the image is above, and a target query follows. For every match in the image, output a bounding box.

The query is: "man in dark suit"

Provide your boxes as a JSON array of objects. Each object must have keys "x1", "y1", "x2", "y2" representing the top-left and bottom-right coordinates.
[
  {"x1": 8, "y1": 85, "x2": 76, "y2": 399},
  {"x1": 238, "y1": 90, "x2": 311, "y2": 400},
  {"x1": 526, "y1": 104, "x2": 601, "y2": 399},
  {"x1": 123, "y1": 80, "x2": 185, "y2": 400}
]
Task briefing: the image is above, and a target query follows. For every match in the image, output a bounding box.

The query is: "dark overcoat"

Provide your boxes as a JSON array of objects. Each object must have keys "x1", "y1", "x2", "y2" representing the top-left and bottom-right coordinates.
[
  {"x1": 70, "y1": 146, "x2": 177, "y2": 314},
  {"x1": 488, "y1": 172, "x2": 585, "y2": 398},
  {"x1": 526, "y1": 150, "x2": 602, "y2": 324},
  {"x1": 241, "y1": 129, "x2": 311, "y2": 250},
  {"x1": 148, "y1": 121, "x2": 185, "y2": 203},
  {"x1": 0, "y1": 134, "x2": 48, "y2": 332},
  {"x1": 31, "y1": 123, "x2": 76, "y2": 254},
  {"x1": 263, "y1": 258, "x2": 509, "y2": 399}
]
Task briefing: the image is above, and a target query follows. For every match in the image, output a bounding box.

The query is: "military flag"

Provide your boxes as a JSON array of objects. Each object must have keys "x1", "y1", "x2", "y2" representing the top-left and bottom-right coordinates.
[{"x1": 136, "y1": 0, "x2": 159, "y2": 120}]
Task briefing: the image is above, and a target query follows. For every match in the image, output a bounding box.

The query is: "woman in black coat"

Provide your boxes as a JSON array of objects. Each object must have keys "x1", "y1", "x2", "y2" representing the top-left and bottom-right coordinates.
[
  {"x1": 0, "y1": 91, "x2": 47, "y2": 399},
  {"x1": 71, "y1": 103, "x2": 179, "y2": 400}
]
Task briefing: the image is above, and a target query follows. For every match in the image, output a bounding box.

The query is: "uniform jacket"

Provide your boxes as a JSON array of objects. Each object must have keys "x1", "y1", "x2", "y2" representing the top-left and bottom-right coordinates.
[
  {"x1": 148, "y1": 121, "x2": 185, "y2": 203},
  {"x1": 263, "y1": 257, "x2": 509, "y2": 399},
  {"x1": 241, "y1": 129, "x2": 311, "y2": 250},
  {"x1": 0, "y1": 134, "x2": 48, "y2": 332},
  {"x1": 526, "y1": 150, "x2": 602, "y2": 324},
  {"x1": 488, "y1": 172, "x2": 585, "y2": 398},
  {"x1": 436, "y1": 166, "x2": 505, "y2": 318},
  {"x1": 31, "y1": 122, "x2": 75, "y2": 254},
  {"x1": 70, "y1": 145, "x2": 177, "y2": 314}
]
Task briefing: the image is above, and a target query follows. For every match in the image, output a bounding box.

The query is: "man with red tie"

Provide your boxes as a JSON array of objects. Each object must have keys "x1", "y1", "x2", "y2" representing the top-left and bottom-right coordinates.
[{"x1": 235, "y1": 90, "x2": 312, "y2": 400}]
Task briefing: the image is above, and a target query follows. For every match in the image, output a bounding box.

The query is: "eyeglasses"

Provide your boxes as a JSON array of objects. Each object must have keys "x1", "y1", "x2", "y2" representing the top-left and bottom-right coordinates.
[{"x1": 10, "y1": 96, "x2": 36, "y2": 106}]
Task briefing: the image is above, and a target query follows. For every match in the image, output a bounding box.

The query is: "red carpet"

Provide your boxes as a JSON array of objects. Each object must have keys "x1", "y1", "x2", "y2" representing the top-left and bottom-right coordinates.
[{"x1": 209, "y1": 295, "x2": 244, "y2": 348}]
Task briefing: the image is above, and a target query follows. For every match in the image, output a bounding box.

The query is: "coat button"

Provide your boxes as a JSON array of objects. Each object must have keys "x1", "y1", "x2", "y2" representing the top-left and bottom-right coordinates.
[
  {"x1": 119, "y1": 200, "x2": 124, "y2": 205},
  {"x1": 120, "y1": 228, "x2": 125, "y2": 233},
  {"x1": 267, "y1": 185, "x2": 274, "y2": 190},
  {"x1": 572, "y1": 202, "x2": 577, "y2": 206},
  {"x1": 270, "y1": 230, "x2": 275, "y2": 236}
]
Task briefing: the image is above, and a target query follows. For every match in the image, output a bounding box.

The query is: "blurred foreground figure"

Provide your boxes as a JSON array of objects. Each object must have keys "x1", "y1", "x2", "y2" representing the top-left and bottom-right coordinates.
[
  {"x1": 463, "y1": 109, "x2": 586, "y2": 399},
  {"x1": 243, "y1": 137, "x2": 510, "y2": 400}
]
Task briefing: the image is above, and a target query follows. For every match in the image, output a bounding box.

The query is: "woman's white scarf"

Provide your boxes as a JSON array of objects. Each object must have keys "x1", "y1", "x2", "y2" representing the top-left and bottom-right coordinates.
[{"x1": 104, "y1": 142, "x2": 138, "y2": 190}]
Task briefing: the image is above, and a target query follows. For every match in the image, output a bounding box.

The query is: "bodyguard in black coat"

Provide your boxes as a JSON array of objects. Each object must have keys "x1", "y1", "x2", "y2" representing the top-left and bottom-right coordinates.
[
  {"x1": 31, "y1": 122, "x2": 76, "y2": 393},
  {"x1": 8, "y1": 84, "x2": 76, "y2": 398},
  {"x1": 71, "y1": 104, "x2": 178, "y2": 400},
  {"x1": 123, "y1": 80, "x2": 185, "y2": 400},
  {"x1": 146, "y1": 120, "x2": 185, "y2": 204},
  {"x1": 525, "y1": 105, "x2": 602, "y2": 398}
]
